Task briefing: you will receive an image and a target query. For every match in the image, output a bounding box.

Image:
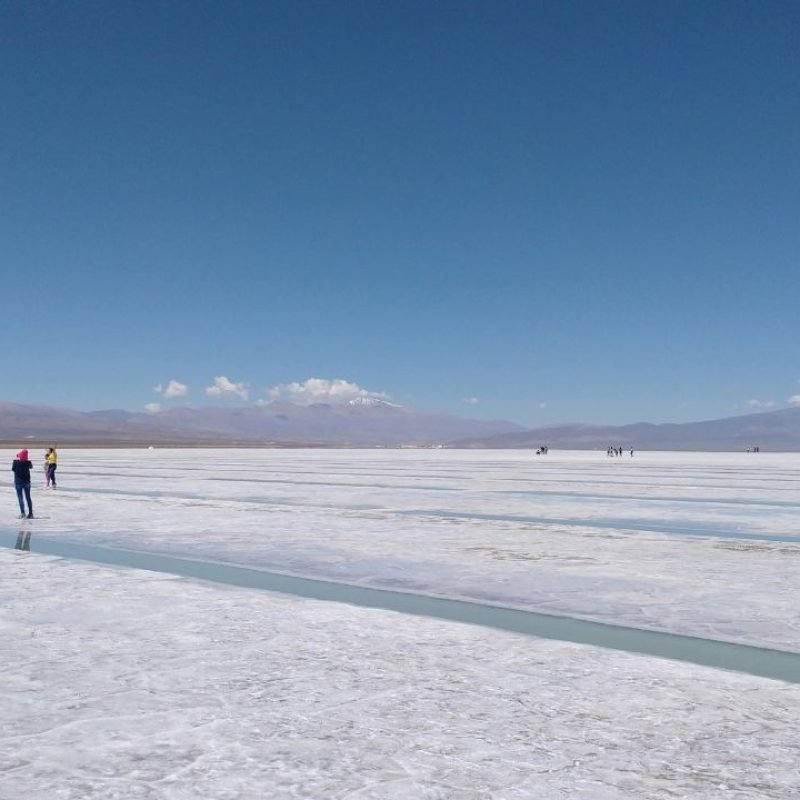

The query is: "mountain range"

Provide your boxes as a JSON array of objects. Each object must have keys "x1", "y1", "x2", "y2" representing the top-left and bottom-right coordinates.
[
  {"x1": 2, "y1": 400, "x2": 800, "y2": 450},
  {"x1": 0, "y1": 400, "x2": 524, "y2": 446},
  {"x1": 457, "y1": 405, "x2": 800, "y2": 451}
]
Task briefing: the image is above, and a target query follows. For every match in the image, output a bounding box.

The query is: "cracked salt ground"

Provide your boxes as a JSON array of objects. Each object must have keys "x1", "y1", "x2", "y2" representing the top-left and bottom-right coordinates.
[
  {"x1": 7, "y1": 448, "x2": 800, "y2": 651},
  {"x1": 1, "y1": 551, "x2": 798, "y2": 799}
]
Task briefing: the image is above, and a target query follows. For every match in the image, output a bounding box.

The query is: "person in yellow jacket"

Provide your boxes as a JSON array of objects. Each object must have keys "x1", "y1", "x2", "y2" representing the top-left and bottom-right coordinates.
[{"x1": 46, "y1": 447, "x2": 57, "y2": 488}]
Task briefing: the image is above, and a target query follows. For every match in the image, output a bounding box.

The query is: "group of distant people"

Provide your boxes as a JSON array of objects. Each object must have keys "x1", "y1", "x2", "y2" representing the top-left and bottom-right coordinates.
[
  {"x1": 746, "y1": 446, "x2": 761, "y2": 453},
  {"x1": 607, "y1": 446, "x2": 633, "y2": 457},
  {"x1": 535, "y1": 445, "x2": 549, "y2": 455},
  {"x1": 11, "y1": 447, "x2": 57, "y2": 519}
]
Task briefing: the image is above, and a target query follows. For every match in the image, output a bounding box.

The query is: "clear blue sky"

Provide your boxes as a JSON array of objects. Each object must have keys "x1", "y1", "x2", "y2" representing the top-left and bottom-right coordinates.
[{"x1": 2, "y1": 0, "x2": 798, "y2": 425}]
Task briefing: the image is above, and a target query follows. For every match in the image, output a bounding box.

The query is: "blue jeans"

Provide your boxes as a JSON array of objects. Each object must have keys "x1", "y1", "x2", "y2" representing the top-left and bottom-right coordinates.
[
  {"x1": 47, "y1": 463, "x2": 57, "y2": 486},
  {"x1": 15, "y1": 482, "x2": 32, "y2": 516}
]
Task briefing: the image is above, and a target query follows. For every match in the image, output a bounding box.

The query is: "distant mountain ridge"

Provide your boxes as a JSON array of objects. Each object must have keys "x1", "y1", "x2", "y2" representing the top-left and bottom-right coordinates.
[
  {"x1": 0, "y1": 401, "x2": 524, "y2": 445},
  {"x1": 4, "y1": 401, "x2": 800, "y2": 450},
  {"x1": 453, "y1": 406, "x2": 800, "y2": 451}
]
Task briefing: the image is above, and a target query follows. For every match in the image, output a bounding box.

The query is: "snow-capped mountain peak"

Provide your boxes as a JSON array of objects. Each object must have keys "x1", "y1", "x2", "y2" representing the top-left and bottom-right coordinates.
[{"x1": 347, "y1": 397, "x2": 401, "y2": 408}]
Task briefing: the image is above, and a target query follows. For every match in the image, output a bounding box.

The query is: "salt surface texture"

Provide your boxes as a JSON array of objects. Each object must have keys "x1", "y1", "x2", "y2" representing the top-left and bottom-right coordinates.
[
  {"x1": 8, "y1": 448, "x2": 800, "y2": 650},
  {"x1": 2, "y1": 551, "x2": 798, "y2": 799}
]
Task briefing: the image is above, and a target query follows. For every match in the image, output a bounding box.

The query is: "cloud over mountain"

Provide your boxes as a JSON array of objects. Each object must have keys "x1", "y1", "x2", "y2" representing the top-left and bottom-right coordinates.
[
  {"x1": 154, "y1": 379, "x2": 188, "y2": 399},
  {"x1": 748, "y1": 398, "x2": 774, "y2": 409},
  {"x1": 205, "y1": 376, "x2": 249, "y2": 400},
  {"x1": 266, "y1": 378, "x2": 391, "y2": 406}
]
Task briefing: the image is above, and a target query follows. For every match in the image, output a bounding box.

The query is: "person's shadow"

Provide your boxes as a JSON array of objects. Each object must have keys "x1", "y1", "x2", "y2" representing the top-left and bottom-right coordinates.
[{"x1": 15, "y1": 531, "x2": 31, "y2": 551}]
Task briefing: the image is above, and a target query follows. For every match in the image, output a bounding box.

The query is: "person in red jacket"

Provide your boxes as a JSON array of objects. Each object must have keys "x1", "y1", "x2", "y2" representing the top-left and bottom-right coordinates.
[{"x1": 12, "y1": 449, "x2": 34, "y2": 519}]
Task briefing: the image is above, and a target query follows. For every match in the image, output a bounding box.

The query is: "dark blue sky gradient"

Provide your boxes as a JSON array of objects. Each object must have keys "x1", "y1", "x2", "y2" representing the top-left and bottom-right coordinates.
[{"x1": 2, "y1": 1, "x2": 798, "y2": 424}]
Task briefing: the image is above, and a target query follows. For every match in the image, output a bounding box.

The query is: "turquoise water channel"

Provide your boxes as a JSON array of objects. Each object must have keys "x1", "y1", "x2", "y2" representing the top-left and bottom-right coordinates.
[{"x1": 3, "y1": 528, "x2": 799, "y2": 684}]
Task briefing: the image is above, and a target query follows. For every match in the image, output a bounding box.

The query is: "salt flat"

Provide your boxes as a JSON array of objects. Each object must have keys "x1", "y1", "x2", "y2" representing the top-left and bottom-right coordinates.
[
  {"x1": 2, "y1": 550, "x2": 798, "y2": 799},
  {"x1": 8, "y1": 448, "x2": 800, "y2": 650},
  {"x1": 2, "y1": 449, "x2": 799, "y2": 798}
]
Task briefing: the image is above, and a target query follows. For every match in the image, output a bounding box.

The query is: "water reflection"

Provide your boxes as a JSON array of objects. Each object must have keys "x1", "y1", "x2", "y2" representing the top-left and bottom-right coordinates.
[{"x1": 15, "y1": 531, "x2": 31, "y2": 551}]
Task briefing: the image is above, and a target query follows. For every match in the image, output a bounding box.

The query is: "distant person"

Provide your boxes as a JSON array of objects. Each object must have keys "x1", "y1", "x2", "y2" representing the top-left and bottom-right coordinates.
[
  {"x1": 46, "y1": 447, "x2": 57, "y2": 488},
  {"x1": 12, "y1": 449, "x2": 34, "y2": 519},
  {"x1": 630, "y1": 449, "x2": 634, "y2": 457}
]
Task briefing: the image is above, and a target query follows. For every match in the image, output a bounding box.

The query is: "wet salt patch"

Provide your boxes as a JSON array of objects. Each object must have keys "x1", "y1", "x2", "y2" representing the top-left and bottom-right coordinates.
[{"x1": 1, "y1": 551, "x2": 798, "y2": 800}]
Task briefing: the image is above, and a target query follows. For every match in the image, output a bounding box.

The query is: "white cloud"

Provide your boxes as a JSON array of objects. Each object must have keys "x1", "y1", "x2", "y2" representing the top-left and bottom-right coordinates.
[
  {"x1": 266, "y1": 378, "x2": 390, "y2": 406},
  {"x1": 144, "y1": 402, "x2": 161, "y2": 413},
  {"x1": 163, "y1": 379, "x2": 188, "y2": 399},
  {"x1": 788, "y1": 395, "x2": 800, "y2": 407},
  {"x1": 153, "y1": 379, "x2": 188, "y2": 399},
  {"x1": 747, "y1": 399, "x2": 775, "y2": 409},
  {"x1": 206, "y1": 376, "x2": 249, "y2": 400},
  {"x1": 462, "y1": 397, "x2": 479, "y2": 405},
  {"x1": 539, "y1": 401, "x2": 547, "y2": 409}
]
